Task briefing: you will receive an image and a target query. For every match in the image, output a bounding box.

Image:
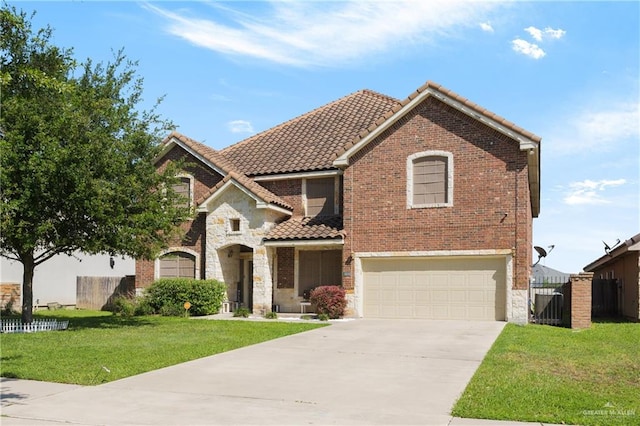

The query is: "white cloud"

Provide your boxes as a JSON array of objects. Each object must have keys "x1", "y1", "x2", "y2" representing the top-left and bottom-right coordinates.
[
  {"x1": 524, "y1": 26, "x2": 543, "y2": 41},
  {"x1": 548, "y1": 101, "x2": 640, "y2": 154},
  {"x1": 228, "y1": 120, "x2": 254, "y2": 133},
  {"x1": 563, "y1": 179, "x2": 626, "y2": 205},
  {"x1": 145, "y1": 1, "x2": 503, "y2": 68},
  {"x1": 511, "y1": 38, "x2": 546, "y2": 59},
  {"x1": 524, "y1": 26, "x2": 566, "y2": 42},
  {"x1": 480, "y1": 22, "x2": 494, "y2": 33},
  {"x1": 543, "y1": 27, "x2": 566, "y2": 40}
]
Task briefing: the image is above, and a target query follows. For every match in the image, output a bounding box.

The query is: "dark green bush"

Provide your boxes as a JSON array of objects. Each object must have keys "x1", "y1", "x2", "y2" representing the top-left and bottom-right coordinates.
[
  {"x1": 145, "y1": 278, "x2": 226, "y2": 317},
  {"x1": 233, "y1": 307, "x2": 251, "y2": 318},
  {"x1": 310, "y1": 286, "x2": 347, "y2": 319},
  {"x1": 317, "y1": 313, "x2": 330, "y2": 321},
  {"x1": 133, "y1": 297, "x2": 154, "y2": 316},
  {"x1": 110, "y1": 295, "x2": 155, "y2": 317},
  {"x1": 264, "y1": 311, "x2": 278, "y2": 320},
  {"x1": 111, "y1": 295, "x2": 136, "y2": 317}
]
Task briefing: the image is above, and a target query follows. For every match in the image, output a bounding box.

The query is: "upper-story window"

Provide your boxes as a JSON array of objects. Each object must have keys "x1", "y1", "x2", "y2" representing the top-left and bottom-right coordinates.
[
  {"x1": 305, "y1": 177, "x2": 337, "y2": 217},
  {"x1": 172, "y1": 174, "x2": 194, "y2": 209},
  {"x1": 407, "y1": 151, "x2": 453, "y2": 208}
]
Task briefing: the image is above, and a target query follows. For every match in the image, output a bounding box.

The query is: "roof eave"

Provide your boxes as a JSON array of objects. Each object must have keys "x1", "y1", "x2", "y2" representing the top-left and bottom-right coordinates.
[
  {"x1": 197, "y1": 179, "x2": 292, "y2": 215},
  {"x1": 584, "y1": 233, "x2": 640, "y2": 272},
  {"x1": 333, "y1": 87, "x2": 541, "y2": 167},
  {"x1": 333, "y1": 85, "x2": 541, "y2": 217},
  {"x1": 263, "y1": 238, "x2": 345, "y2": 247},
  {"x1": 155, "y1": 133, "x2": 228, "y2": 177}
]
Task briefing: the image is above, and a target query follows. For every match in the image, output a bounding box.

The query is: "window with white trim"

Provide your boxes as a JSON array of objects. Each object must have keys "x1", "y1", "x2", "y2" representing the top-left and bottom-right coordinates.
[{"x1": 407, "y1": 151, "x2": 453, "y2": 208}]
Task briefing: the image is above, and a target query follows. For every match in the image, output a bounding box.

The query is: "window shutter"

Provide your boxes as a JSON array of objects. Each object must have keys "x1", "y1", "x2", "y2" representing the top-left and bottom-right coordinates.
[{"x1": 413, "y1": 157, "x2": 447, "y2": 204}]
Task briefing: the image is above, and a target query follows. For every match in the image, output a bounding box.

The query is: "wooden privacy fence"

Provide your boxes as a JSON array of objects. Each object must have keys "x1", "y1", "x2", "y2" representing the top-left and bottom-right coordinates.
[{"x1": 76, "y1": 276, "x2": 135, "y2": 311}]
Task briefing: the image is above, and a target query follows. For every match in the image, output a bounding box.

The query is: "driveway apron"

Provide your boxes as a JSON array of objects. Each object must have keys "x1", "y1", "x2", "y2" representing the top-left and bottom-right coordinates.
[{"x1": 1, "y1": 319, "x2": 505, "y2": 425}]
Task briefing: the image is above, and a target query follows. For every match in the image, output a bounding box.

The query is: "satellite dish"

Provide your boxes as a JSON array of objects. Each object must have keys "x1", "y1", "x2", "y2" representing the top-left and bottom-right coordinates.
[
  {"x1": 532, "y1": 246, "x2": 548, "y2": 267},
  {"x1": 534, "y1": 246, "x2": 548, "y2": 258}
]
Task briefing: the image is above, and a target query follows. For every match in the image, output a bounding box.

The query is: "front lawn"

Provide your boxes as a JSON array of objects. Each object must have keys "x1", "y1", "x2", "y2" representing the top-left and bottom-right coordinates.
[
  {"x1": 452, "y1": 322, "x2": 639, "y2": 426},
  {"x1": 0, "y1": 310, "x2": 326, "y2": 385}
]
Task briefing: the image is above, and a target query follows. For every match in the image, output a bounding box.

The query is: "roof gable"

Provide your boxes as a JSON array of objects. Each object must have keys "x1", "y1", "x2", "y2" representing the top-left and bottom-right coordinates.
[
  {"x1": 196, "y1": 172, "x2": 292, "y2": 214},
  {"x1": 219, "y1": 90, "x2": 399, "y2": 176},
  {"x1": 158, "y1": 131, "x2": 292, "y2": 214},
  {"x1": 332, "y1": 81, "x2": 541, "y2": 217}
]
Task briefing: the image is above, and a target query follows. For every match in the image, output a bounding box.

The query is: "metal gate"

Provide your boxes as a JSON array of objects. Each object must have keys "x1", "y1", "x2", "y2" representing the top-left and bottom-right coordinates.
[{"x1": 592, "y1": 278, "x2": 619, "y2": 318}]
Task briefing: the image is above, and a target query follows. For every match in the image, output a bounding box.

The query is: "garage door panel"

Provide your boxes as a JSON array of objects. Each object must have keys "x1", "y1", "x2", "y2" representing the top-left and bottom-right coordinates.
[{"x1": 363, "y1": 257, "x2": 506, "y2": 321}]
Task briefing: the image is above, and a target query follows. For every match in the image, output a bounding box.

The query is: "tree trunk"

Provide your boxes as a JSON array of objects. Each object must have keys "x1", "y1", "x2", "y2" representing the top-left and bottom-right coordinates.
[{"x1": 21, "y1": 252, "x2": 35, "y2": 324}]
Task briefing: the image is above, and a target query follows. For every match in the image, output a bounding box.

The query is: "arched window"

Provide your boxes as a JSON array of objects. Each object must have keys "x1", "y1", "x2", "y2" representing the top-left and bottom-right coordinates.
[
  {"x1": 159, "y1": 252, "x2": 196, "y2": 278},
  {"x1": 407, "y1": 151, "x2": 453, "y2": 208}
]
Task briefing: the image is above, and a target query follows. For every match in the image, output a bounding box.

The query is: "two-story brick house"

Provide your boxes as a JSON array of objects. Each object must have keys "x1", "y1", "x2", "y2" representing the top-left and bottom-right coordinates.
[{"x1": 135, "y1": 81, "x2": 540, "y2": 323}]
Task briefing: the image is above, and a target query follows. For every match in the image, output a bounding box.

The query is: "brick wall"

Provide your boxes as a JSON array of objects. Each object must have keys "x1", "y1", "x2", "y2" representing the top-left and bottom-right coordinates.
[
  {"x1": 342, "y1": 97, "x2": 532, "y2": 291},
  {"x1": 276, "y1": 247, "x2": 295, "y2": 288},
  {"x1": 260, "y1": 179, "x2": 304, "y2": 216},
  {"x1": 135, "y1": 146, "x2": 223, "y2": 288},
  {"x1": 567, "y1": 273, "x2": 593, "y2": 329}
]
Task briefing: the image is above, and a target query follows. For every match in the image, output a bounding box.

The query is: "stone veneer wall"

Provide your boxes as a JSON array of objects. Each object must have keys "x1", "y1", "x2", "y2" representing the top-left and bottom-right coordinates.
[{"x1": 204, "y1": 185, "x2": 285, "y2": 315}]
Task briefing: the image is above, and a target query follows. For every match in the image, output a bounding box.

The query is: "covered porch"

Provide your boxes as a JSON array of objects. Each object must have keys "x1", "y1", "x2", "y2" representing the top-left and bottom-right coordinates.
[{"x1": 264, "y1": 216, "x2": 345, "y2": 314}]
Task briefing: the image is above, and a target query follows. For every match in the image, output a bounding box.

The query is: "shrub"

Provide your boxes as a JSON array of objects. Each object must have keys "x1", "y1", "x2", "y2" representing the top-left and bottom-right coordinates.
[
  {"x1": 233, "y1": 307, "x2": 251, "y2": 318},
  {"x1": 145, "y1": 278, "x2": 226, "y2": 317},
  {"x1": 133, "y1": 297, "x2": 154, "y2": 316},
  {"x1": 110, "y1": 294, "x2": 154, "y2": 317},
  {"x1": 310, "y1": 286, "x2": 347, "y2": 319},
  {"x1": 0, "y1": 298, "x2": 18, "y2": 317},
  {"x1": 317, "y1": 313, "x2": 330, "y2": 321},
  {"x1": 264, "y1": 311, "x2": 278, "y2": 320},
  {"x1": 159, "y1": 302, "x2": 184, "y2": 317},
  {"x1": 111, "y1": 295, "x2": 136, "y2": 317}
]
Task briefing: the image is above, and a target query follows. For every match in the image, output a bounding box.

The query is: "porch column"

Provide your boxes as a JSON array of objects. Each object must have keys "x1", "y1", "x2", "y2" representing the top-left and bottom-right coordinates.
[{"x1": 251, "y1": 246, "x2": 273, "y2": 315}]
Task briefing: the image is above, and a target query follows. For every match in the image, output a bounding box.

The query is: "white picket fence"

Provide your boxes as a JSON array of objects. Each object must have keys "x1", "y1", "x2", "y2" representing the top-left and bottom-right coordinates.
[{"x1": 0, "y1": 318, "x2": 69, "y2": 333}]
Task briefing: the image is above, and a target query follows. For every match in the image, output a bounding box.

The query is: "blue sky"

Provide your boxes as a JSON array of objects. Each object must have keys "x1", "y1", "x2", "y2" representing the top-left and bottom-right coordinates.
[{"x1": 19, "y1": 1, "x2": 639, "y2": 274}]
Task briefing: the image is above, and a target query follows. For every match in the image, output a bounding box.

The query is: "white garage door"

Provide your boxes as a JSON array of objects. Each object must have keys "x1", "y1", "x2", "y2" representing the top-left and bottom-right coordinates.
[{"x1": 363, "y1": 257, "x2": 506, "y2": 320}]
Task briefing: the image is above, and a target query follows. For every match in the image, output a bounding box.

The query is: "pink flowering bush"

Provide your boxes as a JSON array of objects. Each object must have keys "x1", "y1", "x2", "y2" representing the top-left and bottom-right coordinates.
[{"x1": 310, "y1": 286, "x2": 347, "y2": 319}]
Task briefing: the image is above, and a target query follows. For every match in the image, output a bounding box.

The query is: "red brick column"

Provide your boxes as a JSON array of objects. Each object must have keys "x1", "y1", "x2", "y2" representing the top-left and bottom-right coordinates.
[{"x1": 569, "y1": 272, "x2": 593, "y2": 329}]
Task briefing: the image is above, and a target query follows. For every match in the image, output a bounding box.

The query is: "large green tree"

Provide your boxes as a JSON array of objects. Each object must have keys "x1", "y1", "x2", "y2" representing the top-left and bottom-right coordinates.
[{"x1": 0, "y1": 6, "x2": 189, "y2": 323}]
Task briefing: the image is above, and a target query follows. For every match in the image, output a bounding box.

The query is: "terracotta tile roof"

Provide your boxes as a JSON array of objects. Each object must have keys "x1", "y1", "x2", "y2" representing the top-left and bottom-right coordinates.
[
  {"x1": 264, "y1": 216, "x2": 344, "y2": 241},
  {"x1": 196, "y1": 171, "x2": 293, "y2": 211},
  {"x1": 219, "y1": 90, "x2": 399, "y2": 176},
  {"x1": 165, "y1": 131, "x2": 239, "y2": 174},
  {"x1": 165, "y1": 131, "x2": 292, "y2": 212}
]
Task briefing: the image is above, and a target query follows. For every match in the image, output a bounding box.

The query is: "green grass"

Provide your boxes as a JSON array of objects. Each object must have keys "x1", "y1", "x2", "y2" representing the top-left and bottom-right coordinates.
[
  {"x1": 0, "y1": 310, "x2": 326, "y2": 385},
  {"x1": 452, "y1": 322, "x2": 640, "y2": 426}
]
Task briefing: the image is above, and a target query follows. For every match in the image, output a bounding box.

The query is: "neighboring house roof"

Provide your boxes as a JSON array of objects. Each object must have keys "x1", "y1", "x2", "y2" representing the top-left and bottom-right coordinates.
[
  {"x1": 333, "y1": 81, "x2": 542, "y2": 217},
  {"x1": 219, "y1": 90, "x2": 399, "y2": 177},
  {"x1": 584, "y1": 232, "x2": 640, "y2": 272},
  {"x1": 264, "y1": 216, "x2": 344, "y2": 242},
  {"x1": 531, "y1": 264, "x2": 571, "y2": 284}
]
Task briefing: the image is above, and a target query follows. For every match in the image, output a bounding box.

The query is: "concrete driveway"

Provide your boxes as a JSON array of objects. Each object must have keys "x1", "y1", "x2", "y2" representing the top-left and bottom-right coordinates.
[{"x1": 1, "y1": 319, "x2": 506, "y2": 425}]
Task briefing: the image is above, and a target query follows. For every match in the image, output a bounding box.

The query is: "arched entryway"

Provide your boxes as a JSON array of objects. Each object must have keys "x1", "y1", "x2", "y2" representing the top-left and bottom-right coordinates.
[{"x1": 221, "y1": 244, "x2": 254, "y2": 310}]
